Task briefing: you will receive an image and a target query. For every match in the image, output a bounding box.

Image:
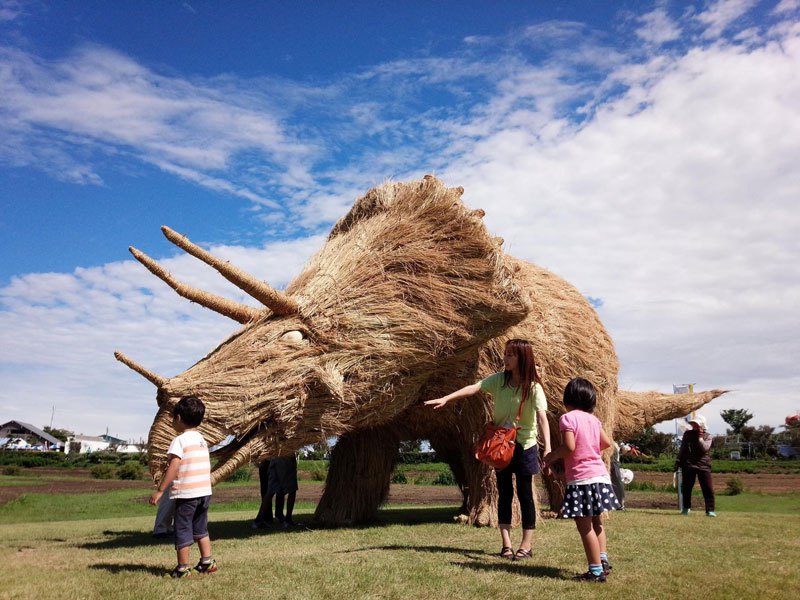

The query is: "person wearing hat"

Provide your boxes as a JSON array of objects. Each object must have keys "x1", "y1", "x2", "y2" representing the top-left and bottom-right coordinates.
[{"x1": 675, "y1": 415, "x2": 716, "y2": 517}]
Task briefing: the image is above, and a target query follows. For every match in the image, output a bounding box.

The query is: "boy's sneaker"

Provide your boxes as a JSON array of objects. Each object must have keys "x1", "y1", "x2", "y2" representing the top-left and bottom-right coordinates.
[
  {"x1": 194, "y1": 559, "x2": 218, "y2": 574},
  {"x1": 572, "y1": 570, "x2": 606, "y2": 583},
  {"x1": 680, "y1": 508, "x2": 691, "y2": 515},
  {"x1": 706, "y1": 511, "x2": 717, "y2": 517},
  {"x1": 601, "y1": 559, "x2": 612, "y2": 576},
  {"x1": 168, "y1": 565, "x2": 193, "y2": 578}
]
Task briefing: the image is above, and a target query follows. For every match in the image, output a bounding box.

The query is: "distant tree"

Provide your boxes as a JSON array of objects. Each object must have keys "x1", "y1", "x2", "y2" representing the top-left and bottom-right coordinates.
[
  {"x1": 399, "y1": 440, "x2": 422, "y2": 454},
  {"x1": 43, "y1": 426, "x2": 73, "y2": 442},
  {"x1": 720, "y1": 409, "x2": 753, "y2": 435},
  {"x1": 628, "y1": 427, "x2": 675, "y2": 457},
  {"x1": 303, "y1": 439, "x2": 330, "y2": 460},
  {"x1": 740, "y1": 425, "x2": 775, "y2": 457}
]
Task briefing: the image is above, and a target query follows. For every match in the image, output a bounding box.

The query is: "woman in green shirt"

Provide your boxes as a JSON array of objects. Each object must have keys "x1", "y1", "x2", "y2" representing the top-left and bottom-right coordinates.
[{"x1": 425, "y1": 338, "x2": 551, "y2": 560}]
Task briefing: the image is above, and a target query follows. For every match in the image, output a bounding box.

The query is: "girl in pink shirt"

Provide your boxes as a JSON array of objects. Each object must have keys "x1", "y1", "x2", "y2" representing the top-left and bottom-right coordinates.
[{"x1": 544, "y1": 378, "x2": 621, "y2": 583}]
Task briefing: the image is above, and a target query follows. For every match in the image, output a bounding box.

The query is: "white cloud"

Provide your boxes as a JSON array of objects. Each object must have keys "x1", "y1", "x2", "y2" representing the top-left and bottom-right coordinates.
[
  {"x1": 636, "y1": 8, "x2": 682, "y2": 45},
  {"x1": 772, "y1": 0, "x2": 800, "y2": 15},
  {"x1": 0, "y1": 0, "x2": 23, "y2": 22},
  {"x1": 0, "y1": 45, "x2": 317, "y2": 204},
  {"x1": 696, "y1": 0, "x2": 759, "y2": 39}
]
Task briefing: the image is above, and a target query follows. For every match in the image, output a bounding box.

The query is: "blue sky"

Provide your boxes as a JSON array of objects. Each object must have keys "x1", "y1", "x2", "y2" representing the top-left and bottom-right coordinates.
[{"x1": 1, "y1": 0, "x2": 799, "y2": 440}]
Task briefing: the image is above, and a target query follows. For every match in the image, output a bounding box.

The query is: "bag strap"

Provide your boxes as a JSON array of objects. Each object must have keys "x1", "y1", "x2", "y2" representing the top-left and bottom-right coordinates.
[{"x1": 513, "y1": 385, "x2": 529, "y2": 424}]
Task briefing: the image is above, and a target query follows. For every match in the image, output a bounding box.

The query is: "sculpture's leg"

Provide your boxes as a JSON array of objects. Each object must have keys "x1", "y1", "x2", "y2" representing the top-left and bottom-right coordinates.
[
  {"x1": 541, "y1": 419, "x2": 565, "y2": 513},
  {"x1": 313, "y1": 426, "x2": 399, "y2": 526},
  {"x1": 426, "y1": 442, "x2": 468, "y2": 514},
  {"x1": 540, "y1": 469, "x2": 565, "y2": 515},
  {"x1": 429, "y1": 435, "x2": 498, "y2": 527}
]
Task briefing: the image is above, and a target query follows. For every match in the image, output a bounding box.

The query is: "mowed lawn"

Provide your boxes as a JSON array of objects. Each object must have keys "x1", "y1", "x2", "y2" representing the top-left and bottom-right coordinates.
[{"x1": 1, "y1": 482, "x2": 799, "y2": 600}]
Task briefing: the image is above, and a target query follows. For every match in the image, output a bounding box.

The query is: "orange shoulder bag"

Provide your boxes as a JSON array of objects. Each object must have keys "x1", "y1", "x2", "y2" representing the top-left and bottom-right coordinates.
[{"x1": 474, "y1": 394, "x2": 525, "y2": 470}]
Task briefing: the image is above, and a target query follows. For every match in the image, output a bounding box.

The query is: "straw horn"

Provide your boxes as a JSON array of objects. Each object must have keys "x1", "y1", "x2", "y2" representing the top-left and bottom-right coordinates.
[
  {"x1": 114, "y1": 351, "x2": 166, "y2": 388},
  {"x1": 161, "y1": 226, "x2": 299, "y2": 316},
  {"x1": 129, "y1": 246, "x2": 261, "y2": 324}
]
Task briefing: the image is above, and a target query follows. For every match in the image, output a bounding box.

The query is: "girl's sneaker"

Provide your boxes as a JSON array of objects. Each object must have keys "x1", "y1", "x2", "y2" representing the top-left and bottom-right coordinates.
[
  {"x1": 168, "y1": 566, "x2": 193, "y2": 578},
  {"x1": 194, "y1": 559, "x2": 218, "y2": 574},
  {"x1": 602, "y1": 559, "x2": 612, "y2": 576},
  {"x1": 572, "y1": 570, "x2": 606, "y2": 583},
  {"x1": 706, "y1": 511, "x2": 717, "y2": 517}
]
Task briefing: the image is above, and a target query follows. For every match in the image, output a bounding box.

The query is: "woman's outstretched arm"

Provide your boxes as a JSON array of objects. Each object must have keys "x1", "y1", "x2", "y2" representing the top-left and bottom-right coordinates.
[{"x1": 424, "y1": 382, "x2": 482, "y2": 409}]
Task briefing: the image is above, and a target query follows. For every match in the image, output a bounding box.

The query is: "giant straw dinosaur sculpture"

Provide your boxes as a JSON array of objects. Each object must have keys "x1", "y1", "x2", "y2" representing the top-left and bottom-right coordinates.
[{"x1": 116, "y1": 175, "x2": 722, "y2": 526}]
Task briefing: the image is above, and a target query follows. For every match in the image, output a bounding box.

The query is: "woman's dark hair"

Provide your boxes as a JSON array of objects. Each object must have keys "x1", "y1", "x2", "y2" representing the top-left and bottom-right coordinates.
[
  {"x1": 173, "y1": 395, "x2": 205, "y2": 427},
  {"x1": 503, "y1": 338, "x2": 541, "y2": 403},
  {"x1": 563, "y1": 378, "x2": 596, "y2": 412}
]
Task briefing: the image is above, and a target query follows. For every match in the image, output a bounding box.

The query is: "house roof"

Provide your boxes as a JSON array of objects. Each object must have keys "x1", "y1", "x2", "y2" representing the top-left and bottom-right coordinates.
[{"x1": 0, "y1": 420, "x2": 62, "y2": 446}]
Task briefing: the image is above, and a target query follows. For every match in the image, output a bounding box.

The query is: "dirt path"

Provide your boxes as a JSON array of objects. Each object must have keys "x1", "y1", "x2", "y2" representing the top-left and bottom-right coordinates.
[
  {"x1": 1, "y1": 468, "x2": 797, "y2": 506},
  {"x1": 631, "y1": 471, "x2": 800, "y2": 493}
]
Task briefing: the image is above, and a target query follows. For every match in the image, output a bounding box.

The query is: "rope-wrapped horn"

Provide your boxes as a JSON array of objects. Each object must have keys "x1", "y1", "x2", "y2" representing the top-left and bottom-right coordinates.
[
  {"x1": 114, "y1": 351, "x2": 166, "y2": 388},
  {"x1": 161, "y1": 226, "x2": 299, "y2": 316},
  {"x1": 129, "y1": 246, "x2": 261, "y2": 324}
]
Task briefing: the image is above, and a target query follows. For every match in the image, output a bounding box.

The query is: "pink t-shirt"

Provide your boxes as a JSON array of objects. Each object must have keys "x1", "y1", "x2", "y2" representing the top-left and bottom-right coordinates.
[{"x1": 559, "y1": 410, "x2": 608, "y2": 483}]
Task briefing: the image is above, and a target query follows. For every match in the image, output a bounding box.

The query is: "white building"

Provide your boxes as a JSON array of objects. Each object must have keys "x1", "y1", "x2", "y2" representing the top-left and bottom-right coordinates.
[{"x1": 64, "y1": 435, "x2": 110, "y2": 454}]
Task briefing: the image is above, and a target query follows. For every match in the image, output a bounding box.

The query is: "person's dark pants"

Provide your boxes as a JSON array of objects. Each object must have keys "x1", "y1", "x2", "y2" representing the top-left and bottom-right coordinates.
[
  {"x1": 255, "y1": 460, "x2": 274, "y2": 523},
  {"x1": 496, "y1": 443, "x2": 539, "y2": 529},
  {"x1": 610, "y1": 458, "x2": 626, "y2": 508},
  {"x1": 681, "y1": 467, "x2": 715, "y2": 512},
  {"x1": 275, "y1": 491, "x2": 295, "y2": 522}
]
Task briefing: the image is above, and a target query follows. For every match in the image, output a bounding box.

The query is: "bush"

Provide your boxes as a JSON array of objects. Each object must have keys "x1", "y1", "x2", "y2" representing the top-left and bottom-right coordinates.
[
  {"x1": 391, "y1": 471, "x2": 408, "y2": 484},
  {"x1": 90, "y1": 464, "x2": 117, "y2": 479},
  {"x1": 117, "y1": 461, "x2": 145, "y2": 480},
  {"x1": 309, "y1": 465, "x2": 328, "y2": 481},
  {"x1": 228, "y1": 466, "x2": 253, "y2": 482},
  {"x1": 432, "y1": 470, "x2": 456, "y2": 486},
  {"x1": 86, "y1": 451, "x2": 122, "y2": 464},
  {"x1": 726, "y1": 477, "x2": 745, "y2": 495},
  {"x1": 2, "y1": 465, "x2": 21, "y2": 476},
  {"x1": 398, "y1": 451, "x2": 440, "y2": 464}
]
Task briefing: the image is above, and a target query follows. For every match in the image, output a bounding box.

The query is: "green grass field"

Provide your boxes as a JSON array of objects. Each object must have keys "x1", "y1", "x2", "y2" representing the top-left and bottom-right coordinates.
[{"x1": 1, "y1": 477, "x2": 799, "y2": 600}]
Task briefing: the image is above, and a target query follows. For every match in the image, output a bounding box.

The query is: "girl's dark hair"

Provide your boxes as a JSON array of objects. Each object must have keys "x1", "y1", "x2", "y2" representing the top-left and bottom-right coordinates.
[
  {"x1": 503, "y1": 338, "x2": 541, "y2": 403},
  {"x1": 563, "y1": 378, "x2": 596, "y2": 412},
  {"x1": 173, "y1": 395, "x2": 205, "y2": 427}
]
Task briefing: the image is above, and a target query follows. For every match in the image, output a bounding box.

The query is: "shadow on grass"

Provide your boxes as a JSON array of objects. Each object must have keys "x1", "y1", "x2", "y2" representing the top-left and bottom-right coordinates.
[
  {"x1": 89, "y1": 563, "x2": 166, "y2": 577},
  {"x1": 78, "y1": 506, "x2": 459, "y2": 550},
  {"x1": 339, "y1": 542, "x2": 563, "y2": 579},
  {"x1": 456, "y1": 560, "x2": 564, "y2": 579},
  {"x1": 339, "y1": 543, "x2": 489, "y2": 557}
]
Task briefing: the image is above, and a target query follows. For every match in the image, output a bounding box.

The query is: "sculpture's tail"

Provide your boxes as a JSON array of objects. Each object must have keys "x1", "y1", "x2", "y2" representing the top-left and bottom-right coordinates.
[{"x1": 613, "y1": 389, "x2": 726, "y2": 439}]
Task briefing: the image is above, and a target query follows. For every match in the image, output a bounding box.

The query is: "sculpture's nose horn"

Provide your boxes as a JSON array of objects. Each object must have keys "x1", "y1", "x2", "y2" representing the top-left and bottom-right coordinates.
[{"x1": 114, "y1": 351, "x2": 166, "y2": 388}]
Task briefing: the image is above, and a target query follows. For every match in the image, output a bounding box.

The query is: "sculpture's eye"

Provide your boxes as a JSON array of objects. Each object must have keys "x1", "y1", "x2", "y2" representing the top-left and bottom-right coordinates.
[{"x1": 280, "y1": 330, "x2": 306, "y2": 343}]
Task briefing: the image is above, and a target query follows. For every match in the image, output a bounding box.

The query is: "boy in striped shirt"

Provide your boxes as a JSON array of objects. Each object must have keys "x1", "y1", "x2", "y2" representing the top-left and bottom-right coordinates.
[{"x1": 149, "y1": 396, "x2": 217, "y2": 578}]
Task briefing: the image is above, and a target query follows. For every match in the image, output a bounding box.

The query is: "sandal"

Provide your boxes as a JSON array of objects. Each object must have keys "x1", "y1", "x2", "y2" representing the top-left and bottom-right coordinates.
[
  {"x1": 499, "y1": 546, "x2": 514, "y2": 559},
  {"x1": 514, "y1": 547, "x2": 533, "y2": 561}
]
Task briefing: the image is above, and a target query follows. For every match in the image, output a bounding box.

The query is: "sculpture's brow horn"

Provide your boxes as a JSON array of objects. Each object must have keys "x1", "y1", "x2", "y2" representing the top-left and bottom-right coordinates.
[
  {"x1": 129, "y1": 246, "x2": 261, "y2": 324},
  {"x1": 161, "y1": 226, "x2": 299, "y2": 316},
  {"x1": 114, "y1": 351, "x2": 166, "y2": 388}
]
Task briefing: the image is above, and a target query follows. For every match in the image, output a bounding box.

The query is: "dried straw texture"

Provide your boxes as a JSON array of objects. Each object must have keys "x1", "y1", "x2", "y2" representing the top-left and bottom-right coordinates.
[
  {"x1": 147, "y1": 176, "x2": 529, "y2": 491},
  {"x1": 133, "y1": 175, "x2": 724, "y2": 525}
]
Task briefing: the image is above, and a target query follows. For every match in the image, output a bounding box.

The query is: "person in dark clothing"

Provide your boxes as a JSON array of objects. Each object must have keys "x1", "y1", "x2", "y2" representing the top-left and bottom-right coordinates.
[
  {"x1": 251, "y1": 459, "x2": 274, "y2": 529},
  {"x1": 609, "y1": 441, "x2": 626, "y2": 510},
  {"x1": 675, "y1": 415, "x2": 716, "y2": 517},
  {"x1": 267, "y1": 455, "x2": 299, "y2": 527}
]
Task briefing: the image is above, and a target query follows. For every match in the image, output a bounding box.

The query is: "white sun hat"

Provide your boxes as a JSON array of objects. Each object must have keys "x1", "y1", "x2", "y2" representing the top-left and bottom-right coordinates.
[{"x1": 688, "y1": 415, "x2": 707, "y2": 429}]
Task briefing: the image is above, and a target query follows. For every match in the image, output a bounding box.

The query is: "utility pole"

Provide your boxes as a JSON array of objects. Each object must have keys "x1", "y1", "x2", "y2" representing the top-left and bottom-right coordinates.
[{"x1": 50, "y1": 406, "x2": 55, "y2": 428}]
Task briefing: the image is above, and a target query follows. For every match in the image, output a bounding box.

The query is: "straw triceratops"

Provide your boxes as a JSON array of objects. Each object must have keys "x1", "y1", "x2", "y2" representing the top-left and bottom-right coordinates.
[{"x1": 116, "y1": 175, "x2": 722, "y2": 526}]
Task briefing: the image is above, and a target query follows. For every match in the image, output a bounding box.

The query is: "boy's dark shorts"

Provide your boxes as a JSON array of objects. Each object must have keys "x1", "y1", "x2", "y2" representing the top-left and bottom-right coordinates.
[{"x1": 174, "y1": 495, "x2": 211, "y2": 550}]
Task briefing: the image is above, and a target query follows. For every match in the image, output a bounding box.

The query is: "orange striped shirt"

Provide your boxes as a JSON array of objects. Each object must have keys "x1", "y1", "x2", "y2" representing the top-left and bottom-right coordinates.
[{"x1": 167, "y1": 430, "x2": 212, "y2": 499}]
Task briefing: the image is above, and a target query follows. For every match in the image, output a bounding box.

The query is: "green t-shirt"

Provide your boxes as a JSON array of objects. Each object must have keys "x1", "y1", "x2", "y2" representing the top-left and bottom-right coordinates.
[{"x1": 479, "y1": 372, "x2": 547, "y2": 450}]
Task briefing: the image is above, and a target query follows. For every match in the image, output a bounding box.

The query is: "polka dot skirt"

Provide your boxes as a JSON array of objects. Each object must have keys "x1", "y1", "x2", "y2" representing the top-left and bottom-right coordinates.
[{"x1": 560, "y1": 482, "x2": 622, "y2": 518}]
